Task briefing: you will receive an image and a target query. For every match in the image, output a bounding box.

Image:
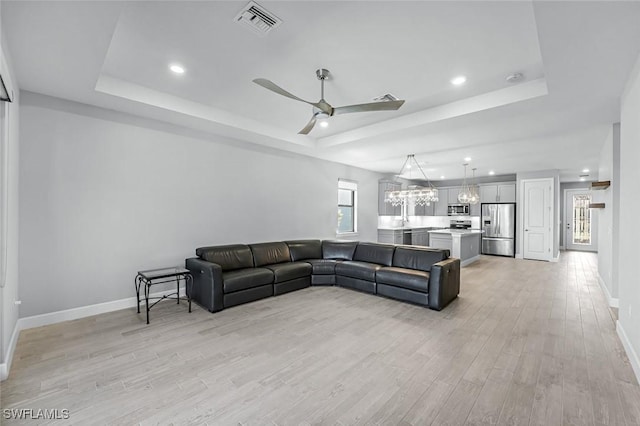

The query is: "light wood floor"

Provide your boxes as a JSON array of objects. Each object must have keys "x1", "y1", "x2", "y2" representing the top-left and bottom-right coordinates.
[{"x1": 1, "y1": 251, "x2": 639, "y2": 425}]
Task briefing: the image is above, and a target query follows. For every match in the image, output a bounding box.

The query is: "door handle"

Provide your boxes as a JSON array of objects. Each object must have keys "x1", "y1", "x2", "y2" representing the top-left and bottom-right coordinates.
[{"x1": 525, "y1": 229, "x2": 529, "y2": 232}]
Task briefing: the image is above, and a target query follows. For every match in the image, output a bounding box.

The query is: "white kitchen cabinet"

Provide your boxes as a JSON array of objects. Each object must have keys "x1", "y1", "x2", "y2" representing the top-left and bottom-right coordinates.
[
  {"x1": 378, "y1": 181, "x2": 402, "y2": 216},
  {"x1": 448, "y1": 187, "x2": 461, "y2": 204},
  {"x1": 480, "y1": 182, "x2": 516, "y2": 203},
  {"x1": 480, "y1": 185, "x2": 498, "y2": 203},
  {"x1": 410, "y1": 229, "x2": 429, "y2": 246},
  {"x1": 498, "y1": 183, "x2": 517, "y2": 202},
  {"x1": 378, "y1": 229, "x2": 403, "y2": 244},
  {"x1": 434, "y1": 189, "x2": 448, "y2": 216},
  {"x1": 414, "y1": 202, "x2": 434, "y2": 216}
]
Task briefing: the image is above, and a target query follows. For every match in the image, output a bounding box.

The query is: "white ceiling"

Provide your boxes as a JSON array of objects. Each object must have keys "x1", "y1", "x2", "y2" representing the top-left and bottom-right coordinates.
[{"x1": 3, "y1": 1, "x2": 640, "y2": 181}]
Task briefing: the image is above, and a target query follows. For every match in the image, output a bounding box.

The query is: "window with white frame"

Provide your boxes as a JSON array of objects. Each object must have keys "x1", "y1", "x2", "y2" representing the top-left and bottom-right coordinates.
[{"x1": 337, "y1": 179, "x2": 357, "y2": 234}]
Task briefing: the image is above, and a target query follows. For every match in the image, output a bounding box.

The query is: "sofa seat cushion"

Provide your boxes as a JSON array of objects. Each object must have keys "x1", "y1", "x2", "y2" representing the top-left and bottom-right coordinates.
[
  {"x1": 265, "y1": 261, "x2": 312, "y2": 283},
  {"x1": 307, "y1": 259, "x2": 342, "y2": 275},
  {"x1": 223, "y1": 268, "x2": 274, "y2": 293},
  {"x1": 335, "y1": 261, "x2": 382, "y2": 282},
  {"x1": 376, "y1": 267, "x2": 430, "y2": 293}
]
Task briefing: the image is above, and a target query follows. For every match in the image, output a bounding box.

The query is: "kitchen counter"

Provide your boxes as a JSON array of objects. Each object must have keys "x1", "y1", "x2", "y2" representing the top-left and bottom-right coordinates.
[
  {"x1": 428, "y1": 230, "x2": 482, "y2": 267},
  {"x1": 427, "y1": 229, "x2": 484, "y2": 235},
  {"x1": 377, "y1": 226, "x2": 446, "y2": 230}
]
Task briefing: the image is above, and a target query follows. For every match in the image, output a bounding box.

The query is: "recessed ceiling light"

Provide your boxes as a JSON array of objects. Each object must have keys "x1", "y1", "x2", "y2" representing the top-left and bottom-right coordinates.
[
  {"x1": 464, "y1": 157, "x2": 472, "y2": 162},
  {"x1": 169, "y1": 64, "x2": 185, "y2": 74},
  {"x1": 319, "y1": 120, "x2": 329, "y2": 128},
  {"x1": 580, "y1": 177, "x2": 586, "y2": 181},
  {"x1": 451, "y1": 76, "x2": 467, "y2": 86},
  {"x1": 582, "y1": 168, "x2": 590, "y2": 173},
  {"x1": 440, "y1": 175, "x2": 445, "y2": 179},
  {"x1": 489, "y1": 170, "x2": 495, "y2": 175}
]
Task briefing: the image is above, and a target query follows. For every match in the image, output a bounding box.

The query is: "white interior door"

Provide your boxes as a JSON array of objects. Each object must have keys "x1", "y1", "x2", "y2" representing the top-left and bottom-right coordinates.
[
  {"x1": 565, "y1": 189, "x2": 598, "y2": 251},
  {"x1": 523, "y1": 179, "x2": 552, "y2": 261}
]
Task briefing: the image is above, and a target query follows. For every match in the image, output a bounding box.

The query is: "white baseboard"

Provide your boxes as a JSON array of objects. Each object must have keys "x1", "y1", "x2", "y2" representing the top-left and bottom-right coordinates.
[
  {"x1": 461, "y1": 255, "x2": 481, "y2": 267},
  {"x1": 515, "y1": 253, "x2": 523, "y2": 259},
  {"x1": 19, "y1": 287, "x2": 186, "y2": 330},
  {"x1": 550, "y1": 253, "x2": 560, "y2": 263},
  {"x1": 0, "y1": 320, "x2": 21, "y2": 381},
  {"x1": 598, "y1": 274, "x2": 619, "y2": 308},
  {"x1": 617, "y1": 320, "x2": 640, "y2": 385},
  {"x1": 1, "y1": 287, "x2": 186, "y2": 381}
]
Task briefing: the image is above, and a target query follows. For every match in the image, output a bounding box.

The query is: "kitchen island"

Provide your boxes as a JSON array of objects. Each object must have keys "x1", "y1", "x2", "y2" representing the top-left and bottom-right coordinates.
[
  {"x1": 377, "y1": 226, "x2": 444, "y2": 246},
  {"x1": 427, "y1": 229, "x2": 483, "y2": 267}
]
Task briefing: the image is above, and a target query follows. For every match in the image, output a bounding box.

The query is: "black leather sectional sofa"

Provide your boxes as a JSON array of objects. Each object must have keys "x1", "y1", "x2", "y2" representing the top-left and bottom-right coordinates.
[{"x1": 185, "y1": 240, "x2": 460, "y2": 314}]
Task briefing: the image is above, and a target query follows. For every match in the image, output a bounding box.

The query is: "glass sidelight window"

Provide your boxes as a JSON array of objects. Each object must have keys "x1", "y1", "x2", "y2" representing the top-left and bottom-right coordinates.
[{"x1": 572, "y1": 194, "x2": 592, "y2": 245}]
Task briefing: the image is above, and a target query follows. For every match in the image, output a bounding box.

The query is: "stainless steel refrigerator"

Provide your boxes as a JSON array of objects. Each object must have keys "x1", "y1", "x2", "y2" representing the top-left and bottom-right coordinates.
[{"x1": 481, "y1": 203, "x2": 516, "y2": 257}]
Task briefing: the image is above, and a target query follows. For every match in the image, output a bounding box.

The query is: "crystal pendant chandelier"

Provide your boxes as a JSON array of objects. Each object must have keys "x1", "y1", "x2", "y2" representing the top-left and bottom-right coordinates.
[
  {"x1": 384, "y1": 155, "x2": 439, "y2": 207},
  {"x1": 457, "y1": 163, "x2": 479, "y2": 204},
  {"x1": 469, "y1": 168, "x2": 480, "y2": 205}
]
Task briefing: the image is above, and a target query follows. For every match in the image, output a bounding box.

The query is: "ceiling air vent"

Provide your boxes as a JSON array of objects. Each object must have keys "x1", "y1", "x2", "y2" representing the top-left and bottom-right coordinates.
[{"x1": 234, "y1": 1, "x2": 282, "y2": 37}]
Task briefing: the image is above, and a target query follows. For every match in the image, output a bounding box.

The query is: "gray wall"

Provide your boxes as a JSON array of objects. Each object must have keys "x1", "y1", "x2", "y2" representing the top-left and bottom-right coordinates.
[
  {"x1": 0, "y1": 22, "x2": 20, "y2": 378},
  {"x1": 618, "y1": 52, "x2": 640, "y2": 374},
  {"x1": 18, "y1": 92, "x2": 383, "y2": 317},
  {"x1": 595, "y1": 124, "x2": 619, "y2": 303},
  {"x1": 612, "y1": 123, "x2": 620, "y2": 301}
]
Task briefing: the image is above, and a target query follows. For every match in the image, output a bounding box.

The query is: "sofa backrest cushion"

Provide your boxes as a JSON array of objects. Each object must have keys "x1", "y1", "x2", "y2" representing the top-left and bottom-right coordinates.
[
  {"x1": 392, "y1": 247, "x2": 449, "y2": 272},
  {"x1": 250, "y1": 242, "x2": 291, "y2": 267},
  {"x1": 285, "y1": 240, "x2": 322, "y2": 261},
  {"x1": 322, "y1": 240, "x2": 358, "y2": 260},
  {"x1": 353, "y1": 242, "x2": 395, "y2": 266},
  {"x1": 196, "y1": 244, "x2": 254, "y2": 271}
]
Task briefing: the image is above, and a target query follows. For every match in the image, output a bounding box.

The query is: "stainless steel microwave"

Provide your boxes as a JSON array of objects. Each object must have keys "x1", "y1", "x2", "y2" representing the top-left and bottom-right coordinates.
[{"x1": 448, "y1": 203, "x2": 470, "y2": 216}]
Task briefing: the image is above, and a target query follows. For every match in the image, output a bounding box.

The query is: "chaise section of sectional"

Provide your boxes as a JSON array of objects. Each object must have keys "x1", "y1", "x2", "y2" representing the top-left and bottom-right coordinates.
[
  {"x1": 249, "y1": 242, "x2": 312, "y2": 296},
  {"x1": 335, "y1": 242, "x2": 395, "y2": 294},
  {"x1": 186, "y1": 244, "x2": 274, "y2": 312},
  {"x1": 375, "y1": 246, "x2": 460, "y2": 310}
]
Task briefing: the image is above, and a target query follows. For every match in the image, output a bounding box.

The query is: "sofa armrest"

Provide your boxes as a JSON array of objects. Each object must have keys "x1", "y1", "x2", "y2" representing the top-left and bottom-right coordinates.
[
  {"x1": 185, "y1": 257, "x2": 224, "y2": 313},
  {"x1": 428, "y1": 258, "x2": 460, "y2": 311}
]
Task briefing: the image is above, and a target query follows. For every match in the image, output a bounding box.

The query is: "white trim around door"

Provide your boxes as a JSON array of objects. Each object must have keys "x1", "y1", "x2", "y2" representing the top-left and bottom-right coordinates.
[
  {"x1": 522, "y1": 178, "x2": 554, "y2": 261},
  {"x1": 564, "y1": 188, "x2": 598, "y2": 252}
]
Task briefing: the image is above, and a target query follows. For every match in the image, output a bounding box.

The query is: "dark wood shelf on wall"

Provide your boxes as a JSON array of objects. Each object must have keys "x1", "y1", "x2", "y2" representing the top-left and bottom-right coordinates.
[
  {"x1": 589, "y1": 203, "x2": 605, "y2": 209},
  {"x1": 591, "y1": 181, "x2": 610, "y2": 190}
]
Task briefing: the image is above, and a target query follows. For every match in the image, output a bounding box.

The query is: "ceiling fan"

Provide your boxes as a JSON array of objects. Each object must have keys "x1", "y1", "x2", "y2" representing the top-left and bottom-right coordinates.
[{"x1": 253, "y1": 68, "x2": 405, "y2": 135}]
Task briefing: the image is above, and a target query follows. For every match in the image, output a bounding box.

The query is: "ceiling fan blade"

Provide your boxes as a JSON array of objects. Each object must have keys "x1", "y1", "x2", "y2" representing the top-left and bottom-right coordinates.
[
  {"x1": 332, "y1": 99, "x2": 405, "y2": 116},
  {"x1": 298, "y1": 116, "x2": 317, "y2": 135},
  {"x1": 253, "y1": 78, "x2": 332, "y2": 114}
]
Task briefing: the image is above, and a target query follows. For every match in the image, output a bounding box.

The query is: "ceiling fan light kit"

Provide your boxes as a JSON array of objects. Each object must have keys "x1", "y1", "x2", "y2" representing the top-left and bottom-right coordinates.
[
  {"x1": 384, "y1": 155, "x2": 439, "y2": 207},
  {"x1": 253, "y1": 68, "x2": 405, "y2": 134}
]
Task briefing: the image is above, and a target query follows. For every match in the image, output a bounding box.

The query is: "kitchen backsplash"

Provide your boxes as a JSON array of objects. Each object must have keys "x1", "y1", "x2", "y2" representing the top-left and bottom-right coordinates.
[{"x1": 378, "y1": 215, "x2": 481, "y2": 229}]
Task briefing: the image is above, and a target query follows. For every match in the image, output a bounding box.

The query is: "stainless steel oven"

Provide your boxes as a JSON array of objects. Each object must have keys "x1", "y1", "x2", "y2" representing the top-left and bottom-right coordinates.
[{"x1": 447, "y1": 203, "x2": 470, "y2": 216}]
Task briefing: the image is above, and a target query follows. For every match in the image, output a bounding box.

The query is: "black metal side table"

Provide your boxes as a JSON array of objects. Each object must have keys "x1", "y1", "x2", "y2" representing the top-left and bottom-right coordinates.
[{"x1": 135, "y1": 267, "x2": 193, "y2": 324}]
